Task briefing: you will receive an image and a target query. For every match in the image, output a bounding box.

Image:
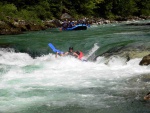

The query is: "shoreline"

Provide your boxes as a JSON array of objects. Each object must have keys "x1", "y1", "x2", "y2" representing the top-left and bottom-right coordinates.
[{"x1": 0, "y1": 16, "x2": 150, "y2": 35}]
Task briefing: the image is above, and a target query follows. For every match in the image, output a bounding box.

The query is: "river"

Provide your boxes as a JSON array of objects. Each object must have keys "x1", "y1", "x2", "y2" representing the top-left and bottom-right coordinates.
[{"x1": 0, "y1": 20, "x2": 150, "y2": 113}]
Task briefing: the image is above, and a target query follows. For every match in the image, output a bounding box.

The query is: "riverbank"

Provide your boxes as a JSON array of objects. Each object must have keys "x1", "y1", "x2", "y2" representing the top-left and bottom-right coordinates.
[
  {"x1": 0, "y1": 16, "x2": 63, "y2": 35},
  {"x1": 0, "y1": 16, "x2": 150, "y2": 35}
]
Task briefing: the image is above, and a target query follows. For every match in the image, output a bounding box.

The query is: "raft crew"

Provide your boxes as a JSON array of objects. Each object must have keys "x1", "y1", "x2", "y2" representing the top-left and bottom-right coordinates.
[{"x1": 61, "y1": 19, "x2": 90, "y2": 30}]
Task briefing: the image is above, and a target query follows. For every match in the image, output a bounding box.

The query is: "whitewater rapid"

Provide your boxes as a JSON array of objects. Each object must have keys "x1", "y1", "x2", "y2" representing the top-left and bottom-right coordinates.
[{"x1": 0, "y1": 48, "x2": 150, "y2": 113}]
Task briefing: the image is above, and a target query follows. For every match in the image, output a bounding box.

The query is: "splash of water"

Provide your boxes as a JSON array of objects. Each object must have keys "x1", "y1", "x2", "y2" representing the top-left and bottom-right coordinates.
[
  {"x1": 0, "y1": 48, "x2": 150, "y2": 112},
  {"x1": 84, "y1": 43, "x2": 99, "y2": 61}
]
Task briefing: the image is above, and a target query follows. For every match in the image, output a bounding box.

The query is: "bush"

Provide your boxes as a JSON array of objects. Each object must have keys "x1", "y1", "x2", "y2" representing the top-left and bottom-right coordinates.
[{"x1": 0, "y1": 3, "x2": 17, "y2": 16}]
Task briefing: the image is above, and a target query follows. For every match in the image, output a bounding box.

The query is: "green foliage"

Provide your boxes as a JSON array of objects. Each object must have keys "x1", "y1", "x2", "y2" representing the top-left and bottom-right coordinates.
[
  {"x1": 0, "y1": 0, "x2": 150, "y2": 23},
  {"x1": 0, "y1": 3, "x2": 17, "y2": 16},
  {"x1": 0, "y1": 3, "x2": 17, "y2": 21},
  {"x1": 136, "y1": 0, "x2": 150, "y2": 16},
  {"x1": 17, "y1": 9, "x2": 39, "y2": 22},
  {"x1": 27, "y1": 1, "x2": 53, "y2": 20},
  {"x1": 113, "y1": 0, "x2": 138, "y2": 17}
]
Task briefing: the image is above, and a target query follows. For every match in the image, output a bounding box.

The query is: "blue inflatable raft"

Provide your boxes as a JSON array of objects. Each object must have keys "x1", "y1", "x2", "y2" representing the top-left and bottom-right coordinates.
[{"x1": 63, "y1": 24, "x2": 87, "y2": 31}]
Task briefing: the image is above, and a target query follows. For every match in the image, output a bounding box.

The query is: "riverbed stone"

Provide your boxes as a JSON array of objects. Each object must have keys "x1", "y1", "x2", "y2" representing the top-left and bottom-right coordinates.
[
  {"x1": 139, "y1": 54, "x2": 150, "y2": 66},
  {"x1": 94, "y1": 42, "x2": 150, "y2": 62}
]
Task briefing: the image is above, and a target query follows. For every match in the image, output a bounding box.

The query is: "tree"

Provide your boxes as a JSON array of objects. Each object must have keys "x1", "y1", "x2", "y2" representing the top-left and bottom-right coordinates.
[
  {"x1": 0, "y1": 3, "x2": 17, "y2": 16},
  {"x1": 113, "y1": 0, "x2": 138, "y2": 17},
  {"x1": 136, "y1": 0, "x2": 150, "y2": 16}
]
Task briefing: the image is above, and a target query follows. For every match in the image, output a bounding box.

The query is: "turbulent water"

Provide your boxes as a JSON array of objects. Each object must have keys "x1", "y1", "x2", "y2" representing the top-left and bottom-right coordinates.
[{"x1": 0, "y1": 20, "x2": 150, "y2": 113}]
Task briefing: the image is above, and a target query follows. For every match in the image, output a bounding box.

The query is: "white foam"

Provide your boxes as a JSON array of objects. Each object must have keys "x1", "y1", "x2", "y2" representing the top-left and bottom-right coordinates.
[
  {"x1": 0, "y1": 48, "x2": 33, "y2": 66},
  {"x1": 0, "y1": 49, "x2": 150, "y2": 112}
]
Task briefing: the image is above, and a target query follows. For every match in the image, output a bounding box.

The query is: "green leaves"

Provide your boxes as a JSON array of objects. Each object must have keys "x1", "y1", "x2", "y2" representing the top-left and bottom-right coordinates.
[
  {"x1": 0, "y1": 0, "x2": 149, "y2": 22},
  {"x1": 0, "y1": 3, "x2": 17, "y2": 16}
]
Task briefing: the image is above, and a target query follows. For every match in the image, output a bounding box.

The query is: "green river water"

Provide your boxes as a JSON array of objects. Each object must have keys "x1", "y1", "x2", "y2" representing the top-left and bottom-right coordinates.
[{"x1": 0, "y1": 20, "x2": 150, "y2": 113}]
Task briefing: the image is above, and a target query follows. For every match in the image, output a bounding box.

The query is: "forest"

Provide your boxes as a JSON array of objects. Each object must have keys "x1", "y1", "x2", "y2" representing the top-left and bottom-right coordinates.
[{"x1": 0, "y1": 0, "x2": 150, "y2": 23}]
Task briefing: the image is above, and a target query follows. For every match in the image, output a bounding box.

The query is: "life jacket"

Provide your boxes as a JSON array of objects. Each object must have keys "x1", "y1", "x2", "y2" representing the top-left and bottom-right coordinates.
[{"x1": 78, "y1": 51, "x2": 84, "y2": 60}]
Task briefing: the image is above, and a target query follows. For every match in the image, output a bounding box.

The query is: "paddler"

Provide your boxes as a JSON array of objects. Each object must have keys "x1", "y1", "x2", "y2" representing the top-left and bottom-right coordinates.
[
  {"x1": 74, "y1": 51, "x2": 84, "y2": 60},
  {"x1": 64, "y1": 47, "x2": 74, "y2": 56}
]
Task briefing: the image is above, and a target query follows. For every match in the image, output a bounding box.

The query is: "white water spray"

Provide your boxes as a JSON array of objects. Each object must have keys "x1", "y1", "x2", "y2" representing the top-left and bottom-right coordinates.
[
  {"x1": 0, "y1": 48, "x2": 150, "y2": 113},
  {"x1": 84, "y1": 43, "x2": 99, "y2": 60}
]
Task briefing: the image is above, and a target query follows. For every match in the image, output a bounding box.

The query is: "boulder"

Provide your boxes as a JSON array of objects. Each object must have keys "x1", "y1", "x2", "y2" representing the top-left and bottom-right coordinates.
[
  {"x1": 144, "y1": 92, "x2": 150, "y2": 100},
  {"x1": 139, "y1": 54, "x2": 150, "y2": 66},
  {"x1": 44, "y1": 19, "x2": 61, "y2": 28}
]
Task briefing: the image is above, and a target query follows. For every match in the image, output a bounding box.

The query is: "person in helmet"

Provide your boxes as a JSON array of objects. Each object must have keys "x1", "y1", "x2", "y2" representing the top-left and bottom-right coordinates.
[{"x1": 64, "y1": 47, "x2": 74, "y2": 56}]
